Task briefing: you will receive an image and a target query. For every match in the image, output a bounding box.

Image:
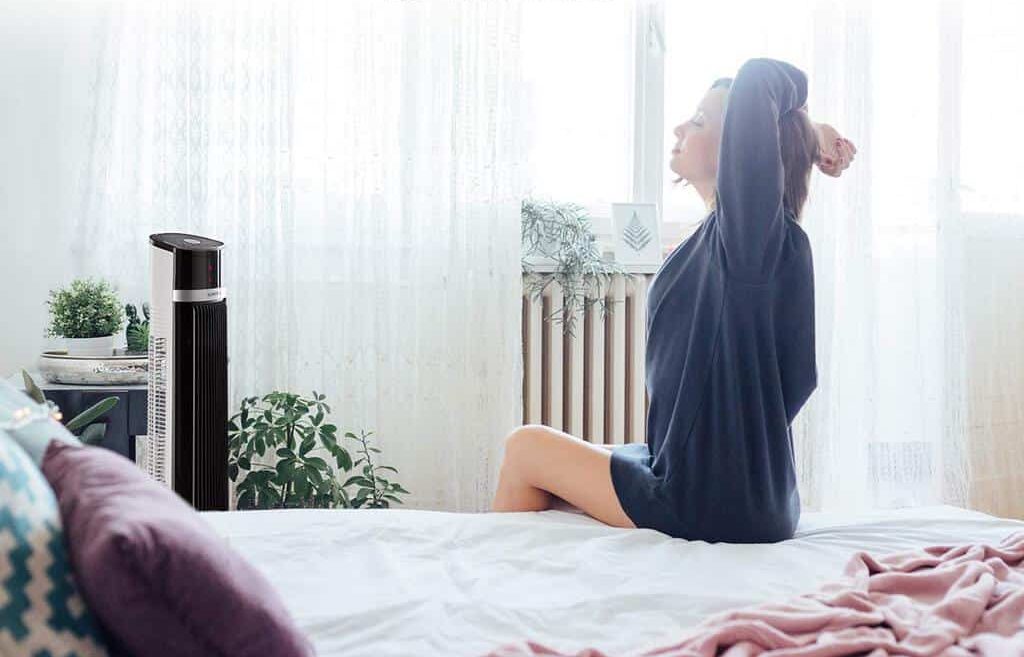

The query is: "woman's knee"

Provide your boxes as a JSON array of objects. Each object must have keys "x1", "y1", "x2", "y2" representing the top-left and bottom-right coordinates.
[{"x1": 501, "y1": 424, "x2": 550, "y2": 469}]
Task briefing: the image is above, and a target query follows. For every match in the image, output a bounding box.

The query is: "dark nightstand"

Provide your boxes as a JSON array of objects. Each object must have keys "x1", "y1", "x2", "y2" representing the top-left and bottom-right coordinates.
[{"x1": 9, "y1": 371, "x2": 147, "y2": 461}]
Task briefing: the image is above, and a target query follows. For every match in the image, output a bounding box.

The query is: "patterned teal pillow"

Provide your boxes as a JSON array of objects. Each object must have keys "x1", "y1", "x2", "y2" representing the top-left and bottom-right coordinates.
[{"x1": 0, "y1": 402, "x2": 109, "y2": 655}]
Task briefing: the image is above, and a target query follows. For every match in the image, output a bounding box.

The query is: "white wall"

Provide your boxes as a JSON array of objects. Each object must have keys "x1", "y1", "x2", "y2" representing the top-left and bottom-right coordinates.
[{"x1": 0, "y1": 2, "x2": 102, "y2": 377}]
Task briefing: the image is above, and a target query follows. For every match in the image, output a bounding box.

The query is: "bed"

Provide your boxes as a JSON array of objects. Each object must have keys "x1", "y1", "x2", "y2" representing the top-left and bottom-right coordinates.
[{"x1": 201, "y1": 504, "x2": 1024, "y2": 657}]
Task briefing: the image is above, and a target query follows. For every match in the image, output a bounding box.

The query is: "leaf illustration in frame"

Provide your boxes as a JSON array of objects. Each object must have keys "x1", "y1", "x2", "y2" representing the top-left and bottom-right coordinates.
[{"x1": 622, "y1": 211, "x2": 652, "y2": 253}]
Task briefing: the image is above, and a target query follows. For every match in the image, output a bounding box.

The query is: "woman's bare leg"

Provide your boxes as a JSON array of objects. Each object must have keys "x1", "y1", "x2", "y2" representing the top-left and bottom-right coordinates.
[{"x1": 491, "y1": 424, "x2": 636, "y2": 529}]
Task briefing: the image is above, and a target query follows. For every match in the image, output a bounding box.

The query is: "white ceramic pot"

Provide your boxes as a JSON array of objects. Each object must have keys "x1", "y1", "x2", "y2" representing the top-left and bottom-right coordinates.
[{"x1": 64, "y1": 335, "x2": 115, "y2": 357}]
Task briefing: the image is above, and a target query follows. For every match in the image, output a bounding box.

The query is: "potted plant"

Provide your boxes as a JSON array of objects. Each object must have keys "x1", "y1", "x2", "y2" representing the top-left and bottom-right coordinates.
[
  {"x1": 124, "y1": 303, "x2": 151, "y2": 354},
  {"x1": 46, "y1": 278, "x2": 124, "y2": 357},
  {"x1": 521, "y1": 198, "x2": 626, "y2": 336},
  {"x1": 228, "y1": 391, "x2": 410, "y2": 510}
]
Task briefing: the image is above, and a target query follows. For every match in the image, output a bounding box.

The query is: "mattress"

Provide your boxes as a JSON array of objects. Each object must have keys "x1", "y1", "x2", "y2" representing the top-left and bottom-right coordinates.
[{"x1": 201, "y1": 504, "x2": 1024, "y2": 657}]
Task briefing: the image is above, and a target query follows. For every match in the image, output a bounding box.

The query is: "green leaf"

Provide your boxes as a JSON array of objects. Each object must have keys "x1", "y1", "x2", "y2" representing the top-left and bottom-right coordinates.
[
  {"x1": 292, "y1": 474, "x2": 310, "y2": 498},
  {"x1": 79, "y1": 423, "x2": 106, "y2": 445},
  {"x1": 235, "y1": 475, "x2": 255, "y2": 494},
  {"x1": 391, "y1": 484, "x2": 411, "y2": 494},
  {"x1": 21, "y1": 370, "x2": 46, "y2": 404},
  {"x1": 321, "y1": 424, "x2": 337, "y2": 435},
  {"x1": 375, "y1": 465, "x2": 398, "y2": 474},
  {"x1": 299, "y1": 438, "x2": 315, "y2": 457},
  {"x1": 228, "y1": 463, "x2": 239, "y2": 481},
  {"x1": 344, "y1": 475, "x2": 375, "y2": 488},
  {"x1": 274, "y1": 459, "x2": 296, "y2": 485},
  {"x1": 382, "y1": 494, "x2": 404, "y2": 504},
  {"x1": 305, "y1": 456, "x2": 329, "y2": 471},
  {"x1": 238, "y1": 456, "x2": 251, "y2": 470},
  {"x1": 336, "y1": 448, "x2": 353, "y2": 471},
  {"x1": 237, "y1": 490, "x2": 255, "y2": 510},
  {"x1": 344, "y1": 432, "x2": 358, "y2": 440},
  {"x1": 65, "y1": 396, "x2": 119, "y2": 432},
  {"x1": 276, "y1": 447, "x2": 294, "y2": 458},
  {"x1": 263, "y1": 484, "x2": 283, "y2": 507},
  {"x1": 254, "y1": 487, "x2": 275, "y2": 509},
  {"x1": 312, "y1": 410, "x2": 324, "y2": 426},
  {"x1": 250, "y1": 470, "x2": 275, "y2": 485},
  {"x1": 227, "y1": 420, "x2": 239, "y2": 433}
]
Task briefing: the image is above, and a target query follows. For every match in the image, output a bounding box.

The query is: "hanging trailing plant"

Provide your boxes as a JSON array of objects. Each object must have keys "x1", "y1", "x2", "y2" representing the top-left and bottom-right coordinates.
[{"x1": 521, "y1": 197, "x2": 627, "y2": 336}]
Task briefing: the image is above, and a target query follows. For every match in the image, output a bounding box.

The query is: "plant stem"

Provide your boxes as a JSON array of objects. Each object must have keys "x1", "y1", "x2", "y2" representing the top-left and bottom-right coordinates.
[{"x1": 357, "y1": 431, "x2": 382, "y2": 506}]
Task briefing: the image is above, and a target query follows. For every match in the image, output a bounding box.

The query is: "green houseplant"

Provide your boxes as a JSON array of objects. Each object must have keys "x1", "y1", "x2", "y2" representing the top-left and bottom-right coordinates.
[
  {"x1": 46, "y1": 278, "x2": 124, "y2": 357},
  {"x1": 21, "y1": 370, "x2": 118, "y2": 446},
  {"x1": 521, "y1": 198, "x2": 626, "y2": 336},
  {"x1": 124, "y1": 303, "x2": 151, "y2": 354},
  {"x1": 344, "y1": 429, "x2": 409, "y2": 509},
  {"x1": 228, "y1": 391, "x2": 409, "y2": 510}
]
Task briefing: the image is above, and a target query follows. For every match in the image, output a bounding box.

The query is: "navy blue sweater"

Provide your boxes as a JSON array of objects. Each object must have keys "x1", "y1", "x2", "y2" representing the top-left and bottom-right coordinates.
[{"x1": 610, "y1": 58, "x2": 817, "y2": 543}]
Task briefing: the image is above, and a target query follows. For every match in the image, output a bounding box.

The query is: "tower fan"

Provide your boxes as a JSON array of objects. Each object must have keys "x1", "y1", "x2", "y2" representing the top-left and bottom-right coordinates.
[{"x1": 146, "y1": 233, "x2": 229, "y2": 510}]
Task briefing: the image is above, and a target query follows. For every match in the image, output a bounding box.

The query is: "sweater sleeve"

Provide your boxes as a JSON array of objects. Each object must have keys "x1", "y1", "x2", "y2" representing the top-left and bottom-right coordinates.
[{"x1": 715, "y1": 58, "x2": 808, "y2": 280}]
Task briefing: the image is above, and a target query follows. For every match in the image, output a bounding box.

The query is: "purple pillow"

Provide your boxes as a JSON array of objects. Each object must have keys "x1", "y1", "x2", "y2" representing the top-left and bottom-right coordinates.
[{"x1": 41, "y1": 441, "x2": 314, "y2": 657}]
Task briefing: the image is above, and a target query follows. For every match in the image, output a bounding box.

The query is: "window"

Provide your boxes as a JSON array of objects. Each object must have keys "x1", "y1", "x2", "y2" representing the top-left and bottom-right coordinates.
[
  {"x1": 520, "y1": 0, "x2": 636, "y2": 225},
  {"x1": 960, "y1": 1, "x2": 1024, "y2": 215},
  {"x1": 662, "y1": 1, "x2": 812, "y2": 248},
  {"x1": 522, "y1": 0, "x2": 820, "y2": 253},
  {"x1": 522, "y1": 0, "x2": 1024, "y2": 252}
]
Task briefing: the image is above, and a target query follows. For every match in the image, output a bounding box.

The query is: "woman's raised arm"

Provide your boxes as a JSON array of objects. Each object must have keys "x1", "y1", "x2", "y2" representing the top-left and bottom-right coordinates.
[{"x1": 715, "y1": 58, "x2": 808, "y2": 281}]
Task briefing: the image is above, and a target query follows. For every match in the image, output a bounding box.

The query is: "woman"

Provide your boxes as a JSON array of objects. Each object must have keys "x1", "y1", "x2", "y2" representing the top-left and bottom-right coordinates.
[{"x1": 492, "y1": 58, "x2": 855, "y2": 543}]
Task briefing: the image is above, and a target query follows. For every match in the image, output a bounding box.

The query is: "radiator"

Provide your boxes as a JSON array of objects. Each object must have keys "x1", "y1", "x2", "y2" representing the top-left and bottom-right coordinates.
[{"x1": 521, "y1": 273, "x2": 654, "y2": 444}]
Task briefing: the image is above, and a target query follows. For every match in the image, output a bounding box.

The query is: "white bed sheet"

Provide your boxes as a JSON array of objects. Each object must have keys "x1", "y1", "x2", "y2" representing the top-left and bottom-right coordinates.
[{"x1": 202, "y1": 505, "x2": 1024, "y2": 657}]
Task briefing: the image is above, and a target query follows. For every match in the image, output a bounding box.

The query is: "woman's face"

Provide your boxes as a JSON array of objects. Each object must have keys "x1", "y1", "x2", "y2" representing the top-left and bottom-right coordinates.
[{"x1": 669, "y1": 86, "x2": 728, "y2": 186}]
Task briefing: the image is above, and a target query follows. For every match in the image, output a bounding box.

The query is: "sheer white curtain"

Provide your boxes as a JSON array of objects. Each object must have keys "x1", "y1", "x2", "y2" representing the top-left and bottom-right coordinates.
[
  {"x1": 664, "y1": 0, "x2": 1024, "y2": 516},
  {"x1": 68, "y1": 1, "x2": 526, "y2": 511}
]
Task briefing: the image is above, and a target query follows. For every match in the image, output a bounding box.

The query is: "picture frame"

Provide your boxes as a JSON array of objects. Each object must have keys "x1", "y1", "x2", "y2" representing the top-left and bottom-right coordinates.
[{"x1": 611, "y1": 202, "x2": 661, "y2": 268}]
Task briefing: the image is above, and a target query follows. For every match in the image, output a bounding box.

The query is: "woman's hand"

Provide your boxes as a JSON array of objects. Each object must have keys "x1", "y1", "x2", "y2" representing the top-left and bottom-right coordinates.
[{"x1": 814, "y1": 122, "x2": 856, "y2": 178}]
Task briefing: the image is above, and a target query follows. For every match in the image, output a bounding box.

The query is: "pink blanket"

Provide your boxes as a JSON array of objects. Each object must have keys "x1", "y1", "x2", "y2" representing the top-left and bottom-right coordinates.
[{"x1": 487, "y1": 531, "x2": 1024, "y2": 657}]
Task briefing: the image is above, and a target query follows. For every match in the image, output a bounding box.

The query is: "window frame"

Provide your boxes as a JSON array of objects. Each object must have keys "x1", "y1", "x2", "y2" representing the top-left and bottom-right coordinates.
[{"x1": 581, "y1": 0, "x2": 668, "y2": 260}]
